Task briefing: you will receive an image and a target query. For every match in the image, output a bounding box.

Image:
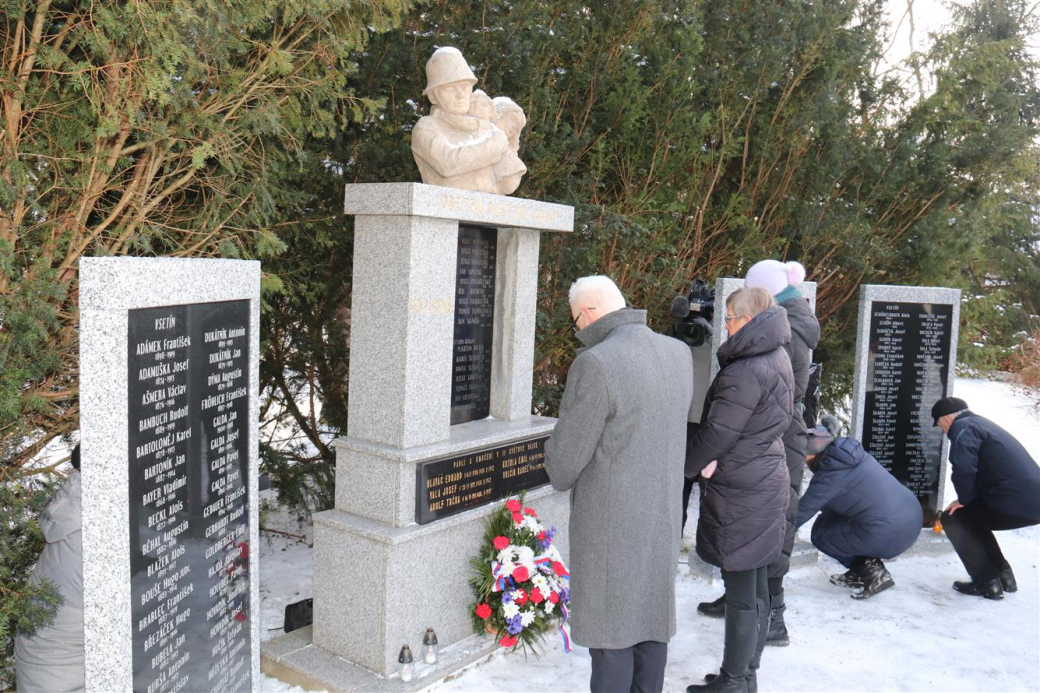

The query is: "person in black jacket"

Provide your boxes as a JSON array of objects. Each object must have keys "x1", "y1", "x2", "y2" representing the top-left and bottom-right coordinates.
[
  {"x1": 932, "y1": 397, "x2": 1040, "y2": 600},
  {"x1": 796, "y1": 418, "x2": 923, "y2": 599},
  {"x1": 685, "y1": 287, "x2": 794, "y2": 693},
  {"x1": 697, "y1": 260, "x2": 821, "y2": 647}
]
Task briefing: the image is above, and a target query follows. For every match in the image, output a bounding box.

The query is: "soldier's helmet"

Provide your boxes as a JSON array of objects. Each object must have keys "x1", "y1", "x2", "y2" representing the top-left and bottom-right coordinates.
[{"x1": 423, "y1": 47, "x2": 477, "y2": 97}]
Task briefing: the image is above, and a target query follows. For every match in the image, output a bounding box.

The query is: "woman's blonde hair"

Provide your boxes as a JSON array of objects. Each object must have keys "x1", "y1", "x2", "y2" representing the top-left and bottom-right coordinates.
[{"x1": 727, "y1": 286, "x2": 775, "y2": 319}]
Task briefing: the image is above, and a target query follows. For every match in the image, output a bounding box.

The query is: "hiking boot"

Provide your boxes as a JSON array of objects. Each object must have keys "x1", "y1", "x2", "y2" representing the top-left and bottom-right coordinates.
[
  {"x1": 851, "y1": 558, "x2": 894, "y2": 600},
  {"x1": 700, "y1": 672, "x2": 755, "y2": 693},
  {"x1": 697, "y1": 594, "x2": 726, "y2": 619},
  {"x1": 829, "y1": 568, "x2": 865, "y2": 588},
  {"x1": 953, "y1": 578, "x2": 1004, "y2": 600}
]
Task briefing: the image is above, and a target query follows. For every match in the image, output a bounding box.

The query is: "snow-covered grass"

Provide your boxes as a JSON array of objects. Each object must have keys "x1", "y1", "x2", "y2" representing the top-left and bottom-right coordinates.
[{"x1": 260, "y1": 378, "x2": 1040, "y2": 692}]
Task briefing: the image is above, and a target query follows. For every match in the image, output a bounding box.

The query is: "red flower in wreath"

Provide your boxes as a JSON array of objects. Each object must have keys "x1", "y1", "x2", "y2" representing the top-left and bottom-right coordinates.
[
  {"x1": 500, "y1": 635, "x2": 518, "y2": 648},
  {"x1": 493, "y1": 536, "x2": 510, "y2": 550},
  {"x1": 549, "y1": 591, "x2": 560, "y2": 604},
  {"x1": 512, "y1": 511, "x2": 524, "y2": 524},
  {"x1": 514, "y1": 589, "x2": 528, "y2": 606},
  {"x1": 475, "y1": 603, "x2": 492, "y2": 619},
  {"x1": 523, "y1": 507, "x2": 537, "y2": 517},
  {"x1": 512, "y1": 566, "x2": 530, "y2": 582},
  {"x1": 530, "y1": 587, "x2": 545, "y2": 604},
  {"x1": 505, "y1": 499, "x2": 521, "y2": 512}
]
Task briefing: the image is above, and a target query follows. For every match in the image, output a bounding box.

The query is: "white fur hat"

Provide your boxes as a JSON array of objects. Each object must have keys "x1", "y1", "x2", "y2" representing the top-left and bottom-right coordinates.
[{"x1": 744, "y1": 259, "x2": 806, "y2": 296}]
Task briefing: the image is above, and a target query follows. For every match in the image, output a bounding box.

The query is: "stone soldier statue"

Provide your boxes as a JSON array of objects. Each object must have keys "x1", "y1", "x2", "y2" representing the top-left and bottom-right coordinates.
[{"x1": 411, "y1": 47, "x2": 527, "y2": 195}]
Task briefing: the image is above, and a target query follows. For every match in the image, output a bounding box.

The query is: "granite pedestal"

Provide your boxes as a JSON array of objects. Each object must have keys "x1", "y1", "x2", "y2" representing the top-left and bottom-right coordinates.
[{"x1": 262, "y1": 184, "x2": 574, "y2": 686}]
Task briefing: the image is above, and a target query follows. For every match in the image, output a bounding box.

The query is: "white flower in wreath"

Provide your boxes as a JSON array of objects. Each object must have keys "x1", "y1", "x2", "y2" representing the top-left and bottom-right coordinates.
[
  {"x1": 532, "y1": 575, "x2": 549, "y2": 592},
  {"x1": 500, "y1": 561, "x2": 516, "y2": 577},
  {"x1": 497, "y1": 547, "x2": 516, "y2": 563},
  {"x1": 520, "y1": 609, "x2": 537, "y2": 627},
  {"x1": 503, "y1": 602, "x2": 520, "y2": 620},
  {"x1": 515, "y1": 546, "x2": 535, "y2": 563},
  {"x1": 521, "y1": 516, "x2": 542, "y2": 533},
  {"x1": 543, "y1": 601, "x2": 555, "y2": 614}
]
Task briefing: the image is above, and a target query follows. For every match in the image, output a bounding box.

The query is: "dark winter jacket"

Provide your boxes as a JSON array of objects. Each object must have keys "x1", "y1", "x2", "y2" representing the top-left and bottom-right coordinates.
[
  {"x1": 796, "y1": 438, "x2": 923, "y2": 549},
  {"x1": 776, "y1": 286, "x2": 821, "y2": 403},
  {"x1": 686, "y1": 305, "x2": 794, "y2": 571},
  {"x1": 773, "y1": 286, "x2": 821, "y2": 579},
  {"x1": 947, "y1": 411, "x2": 1040, "y2": 522}
]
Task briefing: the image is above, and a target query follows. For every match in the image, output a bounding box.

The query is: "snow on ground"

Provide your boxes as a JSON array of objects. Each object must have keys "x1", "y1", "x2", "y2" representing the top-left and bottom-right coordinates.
[{"x1": 260, "y1": 378, "x2": 1040, "y2": 692}]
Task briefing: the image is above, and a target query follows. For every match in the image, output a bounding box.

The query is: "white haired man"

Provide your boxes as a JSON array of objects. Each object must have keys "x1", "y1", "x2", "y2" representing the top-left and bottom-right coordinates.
[{"x1": 546, "y1": 276, "x2": 694, "y2": 693}]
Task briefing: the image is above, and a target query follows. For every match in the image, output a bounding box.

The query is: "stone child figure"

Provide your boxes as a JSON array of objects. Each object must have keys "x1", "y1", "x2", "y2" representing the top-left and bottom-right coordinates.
[{"x1": 411, "y1": 47, "x2": 528, "y2": 195}]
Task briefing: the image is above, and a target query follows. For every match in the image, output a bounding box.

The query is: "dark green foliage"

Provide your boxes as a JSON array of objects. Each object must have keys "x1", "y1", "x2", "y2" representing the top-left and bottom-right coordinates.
[
  {"x1": 0, "y1": 472, "x2": 61, "y2": 688},
  {"x1": 262, "y1": 0, "x2": 1038, "y2": 503}
]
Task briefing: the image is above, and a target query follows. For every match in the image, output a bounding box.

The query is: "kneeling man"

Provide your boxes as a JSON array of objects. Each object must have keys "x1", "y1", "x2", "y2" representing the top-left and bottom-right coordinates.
[{"x1": 797, "y1": 418, "x2": 922, "y2": 599}]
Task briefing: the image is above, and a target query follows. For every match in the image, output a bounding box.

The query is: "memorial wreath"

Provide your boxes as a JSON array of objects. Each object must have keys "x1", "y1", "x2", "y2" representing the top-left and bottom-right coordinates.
[{"x1": 469, "y1": 495, "x2": 572, "y2": 653}]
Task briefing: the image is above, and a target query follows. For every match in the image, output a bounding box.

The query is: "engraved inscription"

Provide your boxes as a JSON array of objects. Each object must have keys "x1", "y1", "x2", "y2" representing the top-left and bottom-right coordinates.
[
  {"x1": 416, "y1": 437, "x2": 549, "y2": 524},
  {"x1": 862, "y1": 301, "x2": 953, "y2": 525},
  {"x1": 128, "y1": 301, "x2": 252, "y2": 693},
  {"x1": 450, "y1": 225, "x2": 497, "y2": 425}
]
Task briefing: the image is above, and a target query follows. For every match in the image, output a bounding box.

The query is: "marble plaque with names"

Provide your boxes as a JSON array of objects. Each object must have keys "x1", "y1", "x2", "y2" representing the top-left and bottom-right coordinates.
[
  {"x1": 450, "y1": 225, "x2": 497, "y2": 425},
  {"x1": 127, "y1": 300, "x2": 252, "y2": 693},
  {"x1": 416, "y1": 436, "x2": 549, "y2": 524},
  {"x1": 861, "y1": 301, "x2": 953, "y2": 525}
]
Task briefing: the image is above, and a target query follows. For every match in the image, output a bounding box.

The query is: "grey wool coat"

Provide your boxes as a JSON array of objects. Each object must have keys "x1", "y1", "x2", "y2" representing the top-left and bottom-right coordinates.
[
  {"x1": 686, "y1": 305, "x2": 794, "y2": 572},
  {"x1": 545, "y1": 308, "x2": 694, "y2": 650}
]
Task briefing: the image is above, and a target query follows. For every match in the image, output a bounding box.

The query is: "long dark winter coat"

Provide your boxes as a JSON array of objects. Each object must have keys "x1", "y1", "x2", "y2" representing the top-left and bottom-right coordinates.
[
  {"x1": 772, "y1": 286, "x2": 821, "y2": 580},
  {"x1": 796, "y1": 438, "x2": 922, "y2": 566},
  {"x1": 948, "y1": 411, "x2": 1040, "y2": 522},
  {"x1": 686, "y1": 305, "x2": 794, "y2": 572},
  {"x1": 546, "y1": 308, "x2": 694, "y2": 649}
]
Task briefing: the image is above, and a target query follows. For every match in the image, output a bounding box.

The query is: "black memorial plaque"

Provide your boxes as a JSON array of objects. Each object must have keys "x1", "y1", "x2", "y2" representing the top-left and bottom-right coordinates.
[
  {"x1": 416, "y1": 436, "x2": 549, "y2": 524},
  {"x1": 128, "y1": 300, "x2": 252, "y2": 693},
  {"x1": 861, "y1": 301, "x2": 953, "y2": 525},
  {"x1": 450, "y1": 225, "x2": 497, "y2": 425}
]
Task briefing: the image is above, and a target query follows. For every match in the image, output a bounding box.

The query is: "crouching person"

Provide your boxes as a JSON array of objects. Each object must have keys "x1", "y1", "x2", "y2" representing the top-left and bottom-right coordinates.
[{"x1": 797, "y1": 418, "x2": 922, "y2": 599}]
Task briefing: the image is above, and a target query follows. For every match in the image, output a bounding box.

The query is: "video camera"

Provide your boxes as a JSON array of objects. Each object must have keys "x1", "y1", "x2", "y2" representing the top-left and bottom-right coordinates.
[{"x1": 669, "y1": 279, "x2": 716, "y2": 347}]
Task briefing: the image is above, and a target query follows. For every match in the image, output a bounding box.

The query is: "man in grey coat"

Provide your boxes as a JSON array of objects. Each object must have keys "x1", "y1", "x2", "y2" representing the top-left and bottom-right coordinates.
[{"x1": 546, "y1": 276, "x2": 694, "y2": 693}]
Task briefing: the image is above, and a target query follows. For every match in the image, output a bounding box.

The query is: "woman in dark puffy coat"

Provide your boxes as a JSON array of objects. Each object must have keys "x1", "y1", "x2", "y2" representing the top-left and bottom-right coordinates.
[{"x1": 685, "y1": 287, "x2": 794, "y2": 693}]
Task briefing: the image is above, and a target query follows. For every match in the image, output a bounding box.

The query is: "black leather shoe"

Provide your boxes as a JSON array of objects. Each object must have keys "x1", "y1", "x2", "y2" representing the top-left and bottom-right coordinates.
[
  {"x1": 953, "y1": 578, "x2": 1004, "y2": 600},
  {"x1": 1000, "y1": 567, "x2": 1017, "y2": 593},
  {"x1": 697, "y1": 594, "x2": 726, "y2": 618}
]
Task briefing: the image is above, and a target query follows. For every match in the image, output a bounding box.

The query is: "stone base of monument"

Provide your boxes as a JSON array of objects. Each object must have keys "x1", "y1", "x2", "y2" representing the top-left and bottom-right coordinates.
[
  {"x1": 262, "y1": 626, "x2": 501, "y2": 693},
  {"x1": 262, "y1": 481, "x2": 569, "y2": 690},
  {"x1": 891, "y1": 528, "x2": 954, "y2": 558},
  {"x1": 685, "y1": 540, "x2": 819, "y2": 582}
]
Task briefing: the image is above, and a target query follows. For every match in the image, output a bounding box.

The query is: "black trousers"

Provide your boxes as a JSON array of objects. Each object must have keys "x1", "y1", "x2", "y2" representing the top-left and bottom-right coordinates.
[
  {"x1": 589, "y1": 641, "x2": 668, "y2": 693},
  {"x1": 941, "y1": 503, "x2": 1039, "y2": 583}
]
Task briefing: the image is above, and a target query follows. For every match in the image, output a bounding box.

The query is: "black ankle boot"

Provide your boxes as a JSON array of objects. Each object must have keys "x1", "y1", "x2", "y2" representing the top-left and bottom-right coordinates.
[
  {"x1": 852, "y1": 558, "x2": 895, "y2": 600},
  {"x1": 765, "y1": 592, "x2": 788, "y2": 647},
  {"x1": 687, "y1": 670, "x2": 749, "y2": 693},
  {"x1": 953, "y1": 578, "x2": 1004, "y2": 600},
  {"x1": 999, "y1": 567, "x2": 1017, "y2": 593},
  {"x1": 704, "y1": 670, "x2": 757, "y2": 693},
  {"x1": 698, "y1": 594, "x2": 726, "y2": 618}
]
